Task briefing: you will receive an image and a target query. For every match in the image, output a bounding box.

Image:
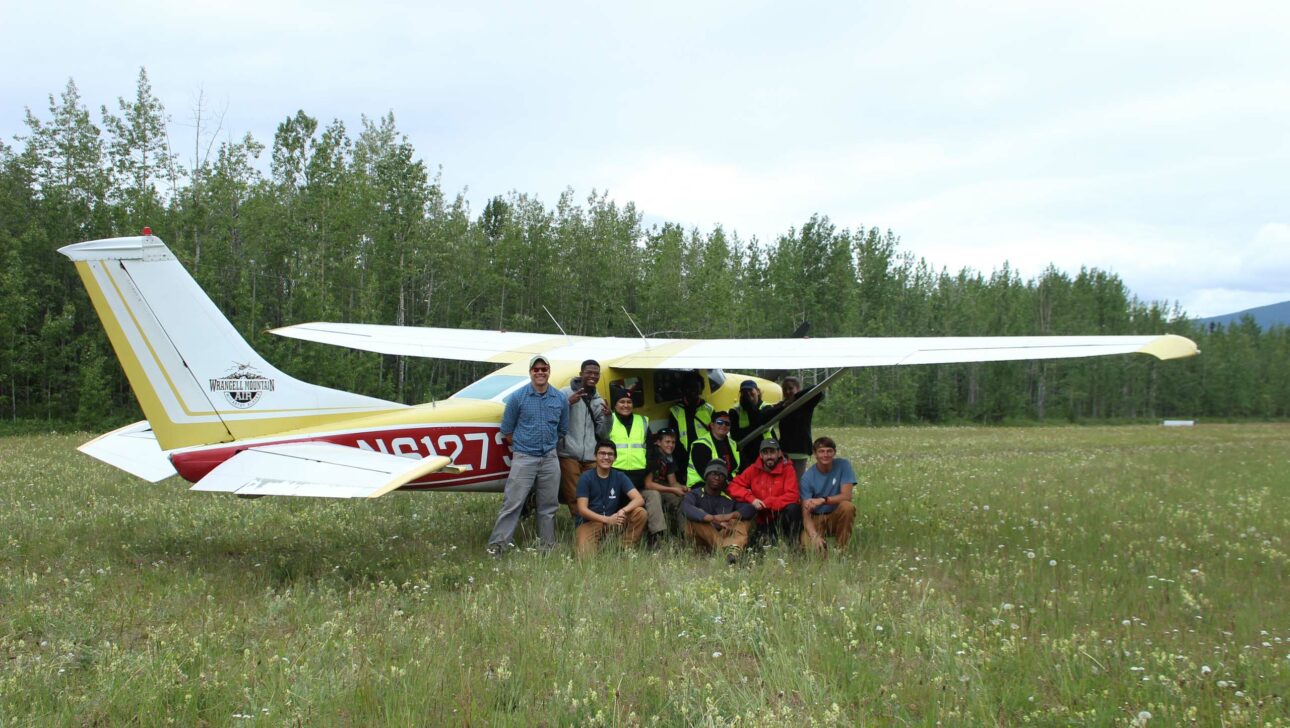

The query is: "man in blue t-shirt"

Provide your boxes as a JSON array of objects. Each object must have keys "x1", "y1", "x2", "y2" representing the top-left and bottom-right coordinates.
[
  {"x1": 574, "y1": 441, "x2": 647, "y2": 558},
  {"x1": 798, "y1": 436, "x2": 857, "y2": 554}
]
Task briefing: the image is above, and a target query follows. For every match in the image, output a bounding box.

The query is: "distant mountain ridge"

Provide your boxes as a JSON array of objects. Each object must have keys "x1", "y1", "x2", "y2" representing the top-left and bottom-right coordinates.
[{"x1": 1194, "y1": 300, "x2": 1290, "y2": 329}]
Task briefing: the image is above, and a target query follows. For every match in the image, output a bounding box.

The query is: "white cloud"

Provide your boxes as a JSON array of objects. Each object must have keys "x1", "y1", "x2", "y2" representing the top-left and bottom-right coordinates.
[{"x1": 4, "y1": 0, "x2": 1290, "y2": 320}]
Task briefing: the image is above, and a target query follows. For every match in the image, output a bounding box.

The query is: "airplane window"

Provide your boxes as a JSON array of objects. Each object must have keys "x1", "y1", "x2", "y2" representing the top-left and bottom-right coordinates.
[
  {"x1": 654, "y1": 369, "x2": 703, "y2": 402},
  {"x1": 451, "y1": 374, "x2": 527, "y2": 401},
  {"x1": 708, "y1": 368, "x2": 726, "y2": 392}
]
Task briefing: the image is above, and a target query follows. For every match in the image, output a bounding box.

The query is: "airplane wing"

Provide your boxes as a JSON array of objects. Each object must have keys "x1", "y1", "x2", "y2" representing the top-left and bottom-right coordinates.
[
  {"x1": 271, "y1": 322, "x2": 1199, "y2": 368},
  {"x1": 269, "y1": 322, "x2": 588, "y2": 364},
  {"x1": 189, "y1": 442, "x2": 454, "y2": 498},
  {"x1": 79, "y1": 420, "x2": 178, "y2": 483},
  {"x1": 605, "y1": 334, "x2": 1199, "y2": 368}
]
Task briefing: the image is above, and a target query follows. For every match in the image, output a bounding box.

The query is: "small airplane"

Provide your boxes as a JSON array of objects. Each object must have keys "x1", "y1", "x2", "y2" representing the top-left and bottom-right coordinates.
[{"x1": 62, "y1": 230, "x2": 1200, "y2": 499}]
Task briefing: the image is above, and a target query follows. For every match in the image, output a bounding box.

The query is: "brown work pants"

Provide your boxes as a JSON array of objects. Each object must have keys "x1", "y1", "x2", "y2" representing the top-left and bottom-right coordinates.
[
  {"x1": 574, "y1": 509, "x2": 648, "y2": 558},
  {"x1": 643, "y1": 489, "x2": 685, "y2": 536},
  {"x1": 682, "y1": 519, "x2": 750, "y2": 556},
  {"x1": 559, "y1": 458, "x2": 595, "y2": 517},
  {"x1": 802, "y1": 501, "x2": 856, "y2": 551}
]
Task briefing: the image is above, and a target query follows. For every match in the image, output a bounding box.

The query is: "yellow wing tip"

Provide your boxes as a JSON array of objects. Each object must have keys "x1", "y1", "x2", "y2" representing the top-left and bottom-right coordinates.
[
  {"x1": 367, "y1": 455, "x2": 454, "y2": 499},
  {"x1": 1137, "y1": 334, "x2": 1200, "y2": 361}
]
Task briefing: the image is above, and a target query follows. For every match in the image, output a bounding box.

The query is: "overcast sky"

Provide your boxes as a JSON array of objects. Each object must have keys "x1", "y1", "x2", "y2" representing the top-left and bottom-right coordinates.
[{"x1": 4, "y1": 0, "x2": 1287, "y2": 318}]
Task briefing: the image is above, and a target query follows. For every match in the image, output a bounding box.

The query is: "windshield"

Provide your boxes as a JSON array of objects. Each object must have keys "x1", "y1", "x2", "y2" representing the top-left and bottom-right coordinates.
[{"x1": 452, "y1": 374, "x2": 527, "y2": 401}]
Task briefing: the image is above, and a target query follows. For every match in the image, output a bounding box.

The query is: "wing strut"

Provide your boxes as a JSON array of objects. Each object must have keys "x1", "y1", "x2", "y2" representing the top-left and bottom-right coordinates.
[
  {"x1": 543, "y1": 306, "x2": 572, "y2": 345},
  {"x1": 622, "y1": 306, "x2": 651, "y2": 349},
  {"x1": 736, "y1": 368, "x2": 849, "y2": 450}
]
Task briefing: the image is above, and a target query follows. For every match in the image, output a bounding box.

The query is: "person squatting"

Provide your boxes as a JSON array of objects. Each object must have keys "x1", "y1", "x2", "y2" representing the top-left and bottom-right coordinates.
[{"x1": 488, "y1": 359, "x2": 853, "y2": 560}]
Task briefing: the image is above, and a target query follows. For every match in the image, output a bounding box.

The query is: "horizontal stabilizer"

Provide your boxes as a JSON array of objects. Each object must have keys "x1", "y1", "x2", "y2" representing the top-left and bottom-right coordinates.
[
  {"x1": 79, "y1": 421, "x2": 177, "y2": 482},
  {"x1": 190, "y1": 442, "x2": 453, "y2": 498}
]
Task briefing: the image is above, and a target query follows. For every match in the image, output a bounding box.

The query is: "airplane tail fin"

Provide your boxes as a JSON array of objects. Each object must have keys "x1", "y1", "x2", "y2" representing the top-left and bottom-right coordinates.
[{"x1": 60, "y1": 232, "x2": 402, "y2": 451}]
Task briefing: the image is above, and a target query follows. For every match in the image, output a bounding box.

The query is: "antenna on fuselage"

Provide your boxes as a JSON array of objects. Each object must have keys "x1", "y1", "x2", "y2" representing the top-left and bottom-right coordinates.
[
  {"x1": 622, "y1": 306, "x2": 651, "y2": 349},
  {"x1": 543, "y1": 306, "x2": 572, "y2": 344}
]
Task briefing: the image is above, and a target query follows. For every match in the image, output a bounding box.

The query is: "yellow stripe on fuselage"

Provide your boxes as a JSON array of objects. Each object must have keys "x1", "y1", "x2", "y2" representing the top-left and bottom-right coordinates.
[{"x1": 77, "y1": 260, "x2": 234, "y2": 448}]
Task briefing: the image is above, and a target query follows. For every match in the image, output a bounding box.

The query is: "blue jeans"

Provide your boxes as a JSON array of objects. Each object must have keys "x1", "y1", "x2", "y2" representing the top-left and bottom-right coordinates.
[{"x1": 488, "y1": 451, "x2": 560, "y2": 549}]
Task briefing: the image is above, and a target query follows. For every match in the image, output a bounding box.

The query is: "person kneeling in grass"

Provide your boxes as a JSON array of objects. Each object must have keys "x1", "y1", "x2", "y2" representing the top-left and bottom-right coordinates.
[
  {"x1": 728, "y1": 438, "x2": 802, "y2": 547},
  {"x1": 799, "y1": 436, "x2": 857, "y2": 555},
  {"x1": 575, "y1": 441, "x2": 647, "y2": 558},
  {"x1": 642, "y1": 427, "x2": 689, "y2": 547},
  {"x1": 680, "y1": 461, "x2": 756, "y2": 564}
]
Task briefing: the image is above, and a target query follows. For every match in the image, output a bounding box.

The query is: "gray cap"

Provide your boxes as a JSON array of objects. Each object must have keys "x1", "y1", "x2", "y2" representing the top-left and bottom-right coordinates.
[
  {"x1": 739, "y1": 379, "x2": 758, "y2": 390},
  {"x1": 760, "y1": 438, "x2": 781, "y2": 451},
  {"x1": 528, "y1": 354, "x2": 550, "y2": 369},
  {"x1": 703, "y1": 460, "x2": 729, "y2": 478}
]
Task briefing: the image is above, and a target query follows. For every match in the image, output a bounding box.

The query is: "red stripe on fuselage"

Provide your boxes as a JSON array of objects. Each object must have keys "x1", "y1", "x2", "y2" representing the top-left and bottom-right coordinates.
[{"x1": 169, "y1": 425, "x2": 512, "y2": 488}]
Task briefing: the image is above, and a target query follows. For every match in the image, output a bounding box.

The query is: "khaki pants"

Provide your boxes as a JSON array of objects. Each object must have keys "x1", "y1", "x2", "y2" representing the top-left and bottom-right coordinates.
[
  {"x1": 559, "y1": 458, "x2": 595, "y2": 516},
  {"x1": 488, "y1": 452, "x2": 560, "y2": 550},
  {"x1": 682, "y1": 519, "x2": 750, "y2": 556},
  {"x1": 643, "y1": 489, "x2": 684, "y2": 535},
  {"x1": 574, "y1": 509, "x2": 647, "y2": 558},
  {"x1": 802, "y1": 501, "x2": 856, "y2": 551}
]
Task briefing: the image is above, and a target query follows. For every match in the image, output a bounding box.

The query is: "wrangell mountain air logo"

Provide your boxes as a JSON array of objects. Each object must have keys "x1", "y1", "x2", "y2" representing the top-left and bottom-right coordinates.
[{"x1": 209, "y1": 363, "x2": 275, "y2": 409}]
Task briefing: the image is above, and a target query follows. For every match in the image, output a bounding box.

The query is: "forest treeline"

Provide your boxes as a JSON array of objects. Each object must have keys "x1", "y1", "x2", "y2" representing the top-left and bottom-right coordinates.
[{"x1": 2, "y1": 71, "x2": 1287, "y2": 429}]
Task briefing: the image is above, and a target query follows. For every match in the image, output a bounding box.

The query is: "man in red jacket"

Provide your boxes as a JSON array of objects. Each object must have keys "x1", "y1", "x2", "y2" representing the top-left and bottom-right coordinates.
[{"x1": 728, "y1": 439, "x2": 802, "y2": 546}]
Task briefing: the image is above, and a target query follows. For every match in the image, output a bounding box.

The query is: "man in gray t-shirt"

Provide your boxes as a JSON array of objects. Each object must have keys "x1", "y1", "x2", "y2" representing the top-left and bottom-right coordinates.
[{"x1": 798, "y1": 436, "x2": 856, "y2": 553}]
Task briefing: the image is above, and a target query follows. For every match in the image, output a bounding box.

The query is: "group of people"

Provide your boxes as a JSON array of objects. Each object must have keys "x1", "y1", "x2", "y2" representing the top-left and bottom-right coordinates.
[{"x1": 485, "y1": 357, "x2": 855, "y2": 562}]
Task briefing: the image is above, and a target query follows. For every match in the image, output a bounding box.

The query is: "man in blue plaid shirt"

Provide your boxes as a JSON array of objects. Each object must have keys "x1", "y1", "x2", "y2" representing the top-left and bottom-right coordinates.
[{"x1": 487, "y1": 354, "x2": 570, "y2": 554}]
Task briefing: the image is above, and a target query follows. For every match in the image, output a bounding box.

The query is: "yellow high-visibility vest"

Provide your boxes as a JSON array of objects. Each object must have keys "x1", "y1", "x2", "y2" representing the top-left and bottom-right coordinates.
[
  {"x1": 669, "y1": 402, "x2": 714, "y2": 451},
  {"x1": 731, "y1": 404, "x2": 778, "y2": 442},
  {"x1": 609, "y1": 413, "x2": 649, "y2": 471},
  {"x1": 686, "y1": 430, "x2": 740, "y2": 486}
]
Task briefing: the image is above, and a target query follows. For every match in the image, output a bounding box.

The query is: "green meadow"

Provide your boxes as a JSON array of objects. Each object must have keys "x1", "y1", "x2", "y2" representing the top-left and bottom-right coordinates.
[{"x1": 2, "y1": 425, "x2": 1288, "y2": 726}]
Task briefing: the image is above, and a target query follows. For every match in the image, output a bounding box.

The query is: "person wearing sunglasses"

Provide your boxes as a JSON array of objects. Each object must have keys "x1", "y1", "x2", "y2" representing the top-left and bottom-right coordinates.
[
  {"x1": 685, "y1": 411, "x2": 740, "y2": 487},
  {"x1": 486, "y1": 354, "x2": 569, "y2": 556}
]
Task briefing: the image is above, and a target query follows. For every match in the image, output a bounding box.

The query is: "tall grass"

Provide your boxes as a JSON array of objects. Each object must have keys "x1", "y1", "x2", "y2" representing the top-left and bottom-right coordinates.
[{"x1": 2, "y1": 425, "x2": 1288, "y2": 725}]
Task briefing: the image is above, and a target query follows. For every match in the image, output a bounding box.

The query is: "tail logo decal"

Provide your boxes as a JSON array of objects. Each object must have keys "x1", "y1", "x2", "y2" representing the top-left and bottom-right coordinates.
[{"x1": 209, "y1": 363, "x2": 276, "y2": 409}]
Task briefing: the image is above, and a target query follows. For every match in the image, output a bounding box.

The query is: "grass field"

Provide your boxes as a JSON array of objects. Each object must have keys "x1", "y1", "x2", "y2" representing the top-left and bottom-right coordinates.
[{"x1": 2, "y1": 424, "x2": 1288, "y2": 726}]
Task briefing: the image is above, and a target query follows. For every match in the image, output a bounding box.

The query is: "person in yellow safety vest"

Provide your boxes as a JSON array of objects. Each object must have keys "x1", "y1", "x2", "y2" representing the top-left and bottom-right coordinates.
[
  {"x1": 608, "y1": 384, "x2": 649, "y2": 492},
  {"x1": 687, "y1": 411, "x2": 740, "y2": 486},
  {"x1": 730, "y1": 379, "x2": 778, "y2": 475},
  {"x1": 668, "y1": 371, "x2": 714, "y2": 458}
]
